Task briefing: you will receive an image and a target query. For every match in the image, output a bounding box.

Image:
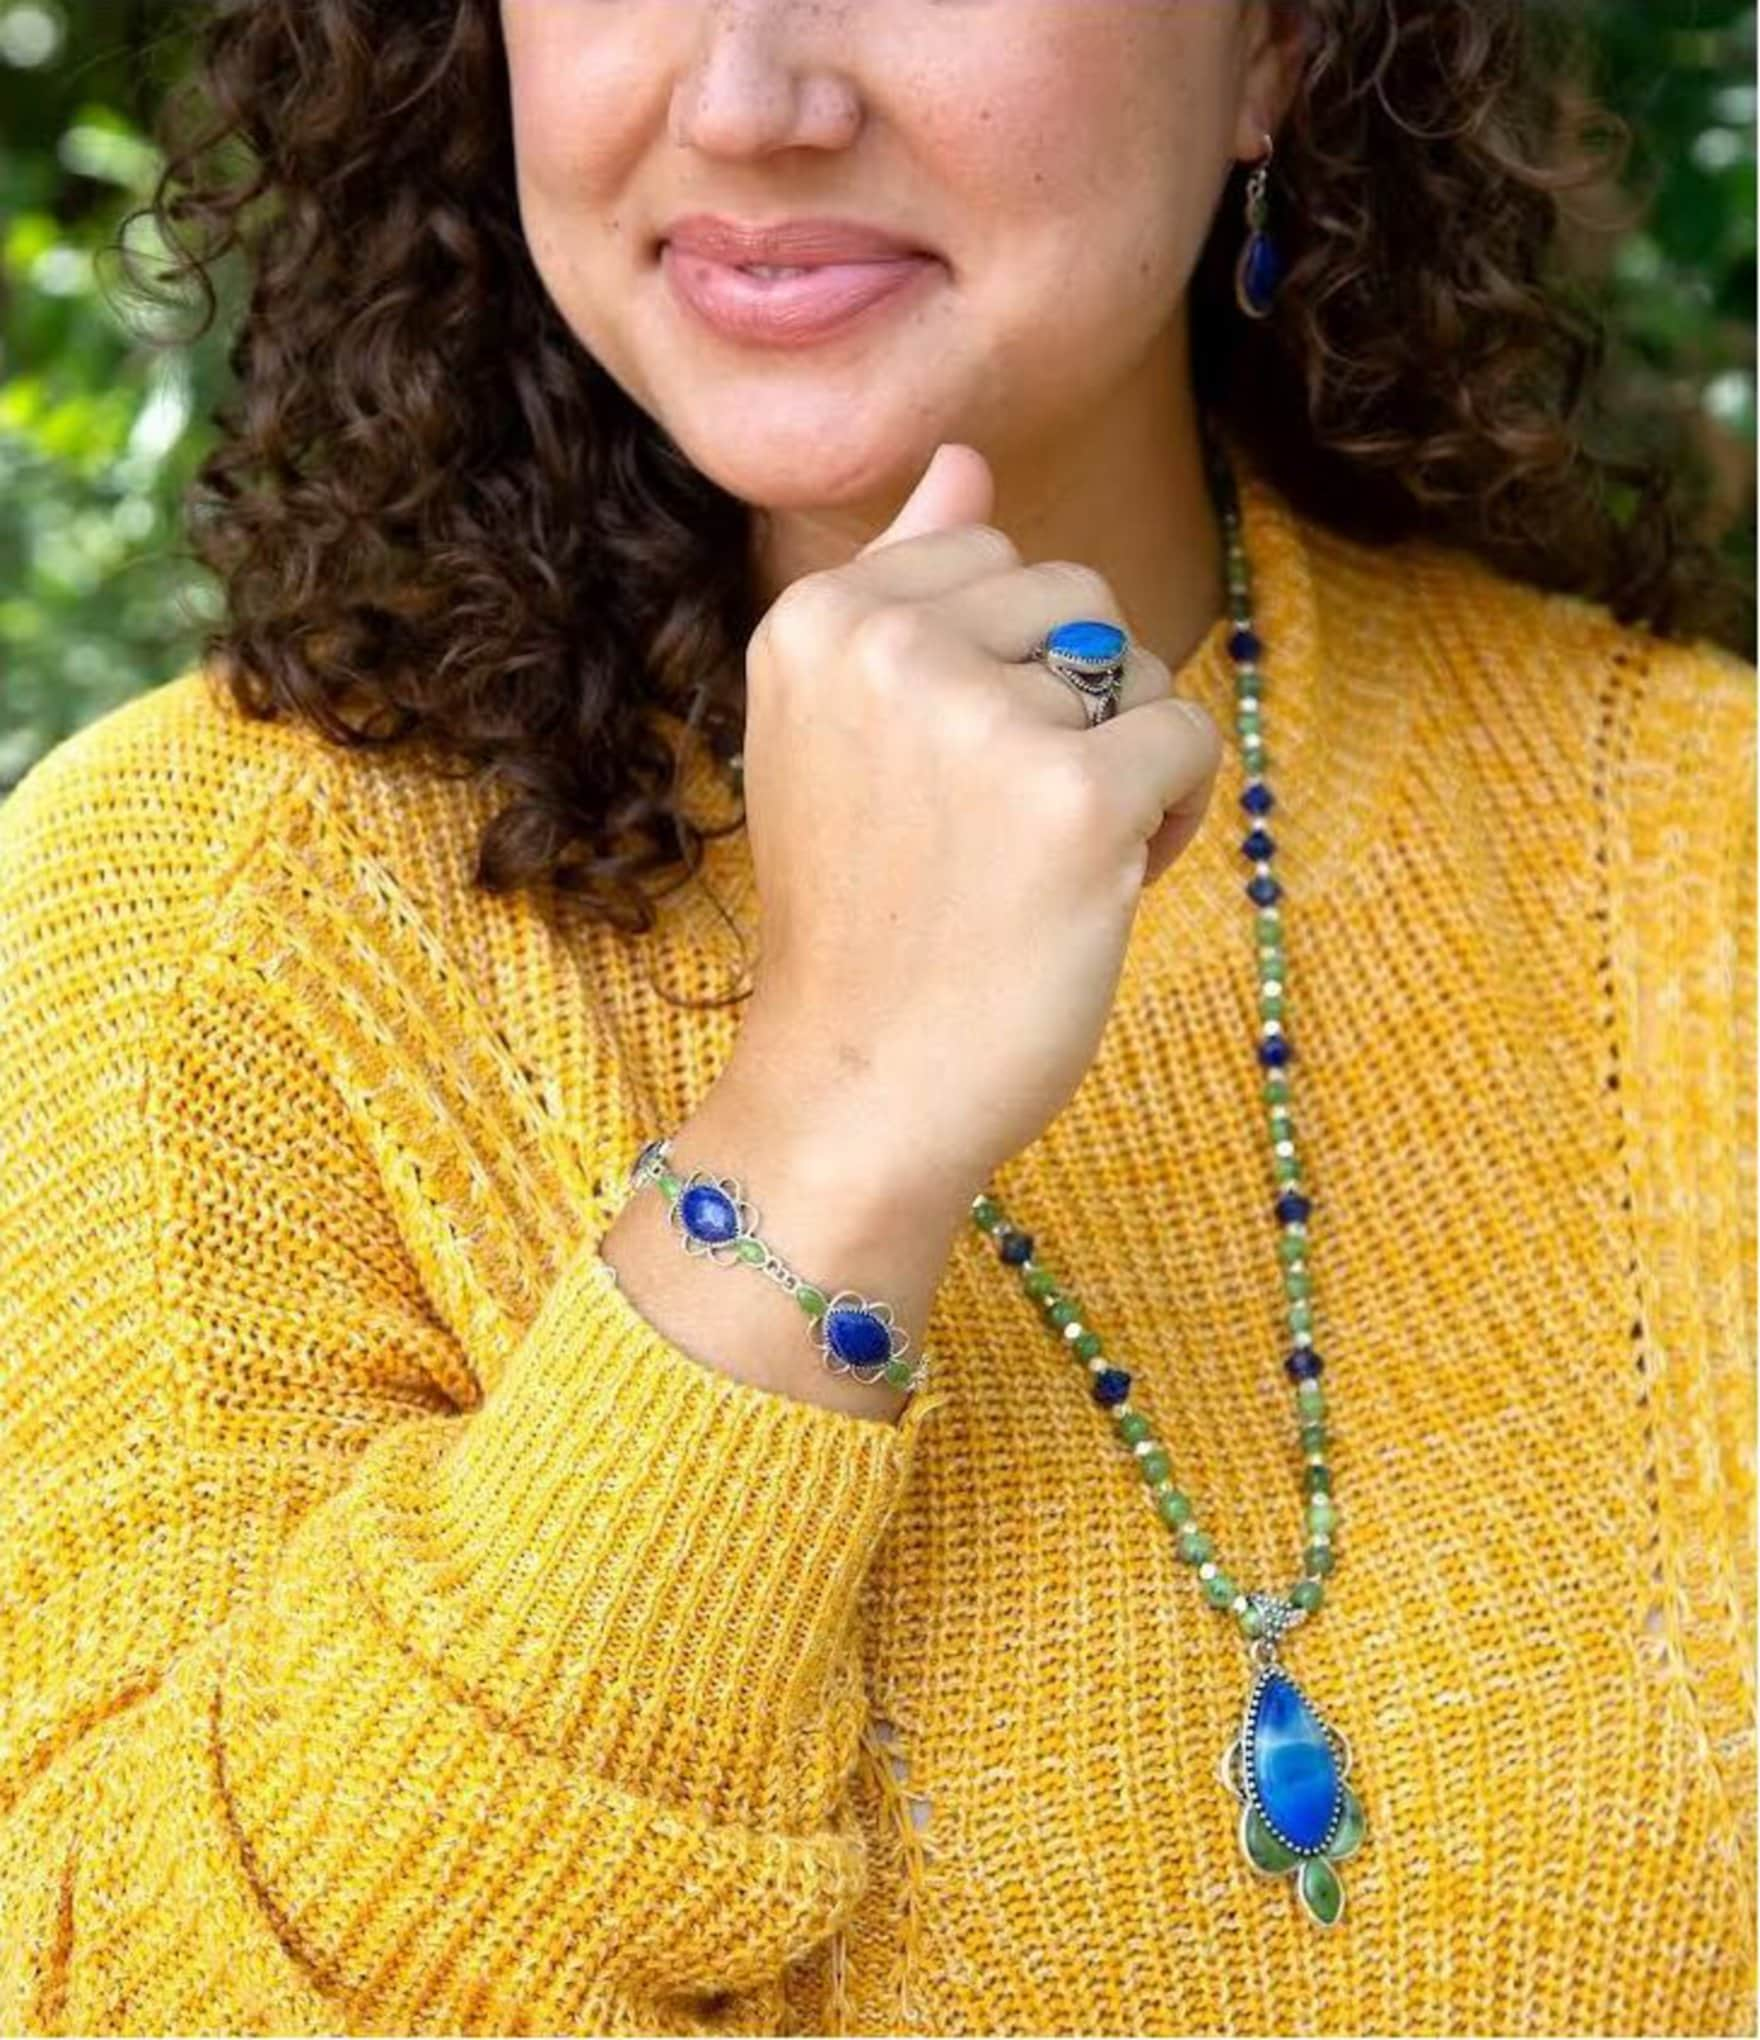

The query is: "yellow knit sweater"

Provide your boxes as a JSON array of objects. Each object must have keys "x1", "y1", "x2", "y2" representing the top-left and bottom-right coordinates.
[{"x1": 0, "y1": 449, "x2": 1753, "y2": 2037}]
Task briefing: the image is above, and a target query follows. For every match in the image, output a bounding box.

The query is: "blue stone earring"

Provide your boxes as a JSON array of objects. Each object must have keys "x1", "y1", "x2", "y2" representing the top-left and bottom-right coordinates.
[{"x1": 1234, "y1": 132, "x2": 1283, "y2": 321}]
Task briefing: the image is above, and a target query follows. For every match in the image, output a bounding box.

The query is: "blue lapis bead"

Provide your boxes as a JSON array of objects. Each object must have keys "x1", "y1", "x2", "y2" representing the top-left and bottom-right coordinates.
[
  {"x1": 1242, "y1": 827, "x2": 1276, "y2": 861},
  {"x1": 1258, "y1": 1037, "x2": 1293, "y2": 1069},
  {"x1": 824, "y1": 1306, "x2": 894, "y2": 1372},
  {"x1": 1284, "y1": 1347, "x2": 1324, "y2": 1381},
  {"x1": 1046, "y1": 619, "x2": 1128, "y2": 668},
  {"x1": 1092, "y1": 1368, "x2": 1133, "y2": 1406},
  {"x1": 1246, "y1": 874, "x2": 1282, "y2": 907},
  {"x1": 998, "y1": 1228, "x2": 1033, "y2": 1265},
  {"x1": 1249, "y1": 1671, "x2": 1340, "y2": 1852},
  {"x1": 1275, "y1": 1191, "x2": 1312, "y2": 1224},
  {"x1": 1228, "y1": 627, "x2": 1262, "y2": 665},
  {"x1": 680, "y1": 1183, "x2": 741, "y2": 1243},
  {"x1": 1240, "y1": 783, "x2": 1275, "y2": 815}
]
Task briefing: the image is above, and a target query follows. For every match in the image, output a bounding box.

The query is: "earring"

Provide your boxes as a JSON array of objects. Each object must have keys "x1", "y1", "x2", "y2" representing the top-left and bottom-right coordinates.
[{"x1": 1234, "y1": 131, "x2": 1283, "y2": 321}]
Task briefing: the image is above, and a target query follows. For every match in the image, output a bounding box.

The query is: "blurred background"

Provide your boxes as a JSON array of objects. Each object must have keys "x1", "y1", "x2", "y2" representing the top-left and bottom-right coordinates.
[{"x1": 0, "y1": 1, "x2": 1755, "y2": 793}]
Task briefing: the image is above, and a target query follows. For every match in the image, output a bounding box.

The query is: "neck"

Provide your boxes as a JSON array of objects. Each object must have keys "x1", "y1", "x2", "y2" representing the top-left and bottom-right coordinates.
[{"x1": 748, "y1": 312, "x2": 1228, "y2": 684}]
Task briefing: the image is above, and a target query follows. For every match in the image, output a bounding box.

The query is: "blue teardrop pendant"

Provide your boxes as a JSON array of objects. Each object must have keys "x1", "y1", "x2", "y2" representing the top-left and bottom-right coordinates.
[
  {"x1": 1234, "y1": 230, "x2": 1283, "y2": 320},
  {"x1": 1219, "y1": 1629, "x2": 1365, "y2": 1927}
]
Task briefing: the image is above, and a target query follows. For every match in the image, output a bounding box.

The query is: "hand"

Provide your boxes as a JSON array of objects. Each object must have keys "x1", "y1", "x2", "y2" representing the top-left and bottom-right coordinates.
[{"x1": 728, "y1": 440, "x2": 1224, "y2": 1217}]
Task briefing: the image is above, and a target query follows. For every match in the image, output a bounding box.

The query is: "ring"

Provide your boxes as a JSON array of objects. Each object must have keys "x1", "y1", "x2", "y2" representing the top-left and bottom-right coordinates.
[{"x1": 1026, "y1": 619, "x2": 1130, "y2": 728}]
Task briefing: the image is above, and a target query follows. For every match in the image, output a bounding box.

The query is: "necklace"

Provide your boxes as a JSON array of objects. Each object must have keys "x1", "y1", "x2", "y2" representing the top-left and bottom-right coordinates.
[{"x1": 964, "y1": 424, "x2": 1368, "y2": 1929}]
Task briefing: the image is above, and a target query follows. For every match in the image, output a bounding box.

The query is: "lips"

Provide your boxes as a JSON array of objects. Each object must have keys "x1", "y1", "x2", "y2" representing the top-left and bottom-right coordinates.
[
  {"x1": 660, "y1": 242, "x2": 941, "y2": 347},
  {"x1": 660, "y1": 213, "x2": 933, "y2": 266}
]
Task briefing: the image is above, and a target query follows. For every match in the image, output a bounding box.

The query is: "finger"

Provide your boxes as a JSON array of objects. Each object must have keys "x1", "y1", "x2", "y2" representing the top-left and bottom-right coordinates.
[
  {"x1": 838, "y1": 520, "x2": 1024, "y2": 605},
  {"x1": 930, "y1": 561, "x2": 1173, "y2": 721},
  {"x1": 1080, "y1": 693, "x2": 1224, "y2": 847}
]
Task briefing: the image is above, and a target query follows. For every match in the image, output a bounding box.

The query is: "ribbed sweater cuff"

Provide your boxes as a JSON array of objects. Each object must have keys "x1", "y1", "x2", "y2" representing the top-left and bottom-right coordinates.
[{"x1": 371, "y1": 1234, "x2": 951, "y2": 1826}]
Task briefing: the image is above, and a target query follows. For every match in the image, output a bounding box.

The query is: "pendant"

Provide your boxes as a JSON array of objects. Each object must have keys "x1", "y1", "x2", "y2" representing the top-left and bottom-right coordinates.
[{"x1": 1218, "y1": 1595, "x2": 1366, "y2": 1926}]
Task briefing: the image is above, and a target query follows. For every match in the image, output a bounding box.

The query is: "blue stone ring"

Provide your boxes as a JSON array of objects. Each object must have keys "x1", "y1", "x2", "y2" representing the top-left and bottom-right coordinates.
[{"x1": 1026, "y1": 618, "x2": 1132, "y2": 728}]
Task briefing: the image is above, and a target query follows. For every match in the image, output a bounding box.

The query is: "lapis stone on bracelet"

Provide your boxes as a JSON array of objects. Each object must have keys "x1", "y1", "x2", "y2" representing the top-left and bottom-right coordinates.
[
  {"x1": 1093, "y1": 1368, "x2": 1132, "y2": 1406},
  {"x1": 680, "y1": 1182, "x2": 741, "y2": 1243},
  {"x1": 998, "y1": 1228, "x2": 1034, "y2": 1265},
  {"x1": 1241, "y1": 783, "x2": 1275, "y2": 815},
  {"x1": 1246, "y1": 874, "x2": 1282, "y2": 906},
  {"x1": 1258, "y1": 1037, "x2": 1292, "y2": 1068},
  {"x1": 1228, "y1": 627, "x2": 1262, "y2": 664},
  {"x1": 825, "y1": 1305, "x2": 893, "y2": 1371},
  {"x1": 1249, "y1": 1672, "x2": 1341, "y2": 1852},
  {"x1": 1285, "y1": 1346, "x2": 1324, "y2": 1381},
  {"x1": 1242, "y1": 827, "x2": 1276, "y2": 861},
  {"x1": 1276, "y1": 1191, "x2": 1312, "y2": 1223},
  {"x1": 1045, "y1": 619, "x2": 1128, "y2": 670}
]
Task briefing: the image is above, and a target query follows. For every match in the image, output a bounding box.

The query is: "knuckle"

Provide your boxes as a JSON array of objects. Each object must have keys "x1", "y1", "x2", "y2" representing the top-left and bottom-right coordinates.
[
  {"x1": 965, "y1": 523, "x2": 1024, "y2": 573},
  {"x1": 850, "y1": 600, "x2": 938, "y2": 684},
  {"x1": 1038, "y1": 559, "x2": 1117, "y2": 614},
  {"x1": 765, "y1": 572, "x2": 856, "y2": 659}
]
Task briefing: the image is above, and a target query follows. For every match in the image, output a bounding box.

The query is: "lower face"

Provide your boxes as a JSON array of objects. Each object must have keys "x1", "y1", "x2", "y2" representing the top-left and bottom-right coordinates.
[{"x1": 499, "y1": 0, "x2": 1246, "y2": 518}]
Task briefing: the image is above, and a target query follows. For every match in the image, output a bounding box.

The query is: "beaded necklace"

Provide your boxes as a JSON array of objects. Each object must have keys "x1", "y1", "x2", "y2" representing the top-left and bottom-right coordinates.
[{"x1": 965, "y1": 425, "x2": 1367, "y2": 1928}]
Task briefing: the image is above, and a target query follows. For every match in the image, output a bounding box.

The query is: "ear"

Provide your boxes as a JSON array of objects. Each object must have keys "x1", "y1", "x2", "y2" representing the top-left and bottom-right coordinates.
[{"x1": 1233, "y1": 0, "x2": 1308, "y2": 160}]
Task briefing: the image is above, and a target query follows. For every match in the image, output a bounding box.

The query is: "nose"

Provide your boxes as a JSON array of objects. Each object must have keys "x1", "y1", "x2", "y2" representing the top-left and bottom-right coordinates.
[{"x1": 667, "y1": 0, "x2": 865, "y2": 158}]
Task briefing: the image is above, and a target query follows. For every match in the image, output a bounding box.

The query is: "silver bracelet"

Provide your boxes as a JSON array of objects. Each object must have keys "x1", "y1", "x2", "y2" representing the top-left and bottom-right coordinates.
[{"x1": 626, "y1": 1136, "x2": 930, "y2": 1394}]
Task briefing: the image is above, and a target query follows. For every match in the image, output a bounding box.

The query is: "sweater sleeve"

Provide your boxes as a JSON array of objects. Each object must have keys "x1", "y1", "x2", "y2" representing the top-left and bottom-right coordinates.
[
  {"x1": 1607, "y1": 632, "x2": 1756, "y2": 1867},
  {"x1": 0, "y1": 714, "x2": 954, "y2": 2035}
]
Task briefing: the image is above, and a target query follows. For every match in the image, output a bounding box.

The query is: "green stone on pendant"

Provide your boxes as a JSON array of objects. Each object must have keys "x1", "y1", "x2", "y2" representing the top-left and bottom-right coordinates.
[
  {"x1": 735, "y1": 1238, "x2": 766, "y2": 1265},
  {"x1": 657, "y1": 1170, "x2": 682, "y2": 1198},
  {"x1": 1298, "y1": 1854, "x2": 1344, "y2": 1926},
  {"x1": 1326, "y1": 1784, "x2": 1366, "y2": 1860},
  {"x1": 883, "y1": 1357, "x2": 915, "y2": 1388},
  {"x1": 794, "y1": 1284, "x2": 828, "y2": 1317},
  {"x1": 1243, "y1": 1805, "x2": 1300, "y2": 1874}
]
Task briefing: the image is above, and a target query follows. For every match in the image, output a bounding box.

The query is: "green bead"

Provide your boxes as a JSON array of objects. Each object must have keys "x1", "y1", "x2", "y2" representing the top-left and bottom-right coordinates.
[
  {"x1": 657, "y1": 1169, "x2": 682, "y2": 1198},
  {"x1": 1203, "y1": 1571, "x2": 1236, "y2": 1608},
  {"x1": 1263, "y1": 1074, "x2": 1291, "y2": 1104},
  {"x1": 1156, "y1": 1488, "x2": 1194, "y2": 1526},
  {"x1": 1177, "y1": 1527, "x2": 1214, "y2": 1564},
  {"x1": 1291, "y1": 1577, "x2": 1325, "y2": 1612},
  {"x1": 1048, "y1": 1300, "x2": 1080, "y2": 1329},
  {"x1": 1075, "y1": 1330, "x2": 1103, "y2": 1360},
  {"x1": 1277, "y1": 1235, "x2": 1306, "y2": 1266},
  {"x1": 1260, "y1": 992, "x2": 1286, "y2": 1022},
  {"x1": 1299, "y1": 1422, "x2": 1327, "y2": 1453},
  {"x1": 1244, "y1": 1806, "x2": 1299, "y2": 1873},
  {"x1": 1304, "y1": 1543, "x2": 1336, "y2": 1575},
  {"x1": 1243, "y1": 741, "x2": 1268, "y2": 770},
  {"x1": 883, "y1": 1358, "x2": 915, "y2": 1387},
  {"x1": 1237, "y1": 709, "x2": 1262, "y2": 736},
  {"x1": 1236, "y1": 1602, "x2": 1265, "y2": 1638},
  {"x1": 1304, "y1": 1465, "x2": 1332, "y2": 1495},
  {"x1": 1235, "y1": 672, "x2": 1262, "y2": 700},
  {"x1": 1296, "y1": 1379, "x2": 1325, "y2": 1417},
  {"x1": 1308, "y1": 1497, "x2": 1338, "y2": 1533},
  {"x1": 794, "y1": 1284, "x2": 828, "y2": 1318},
  {"x1": 971, "y1": 1197, "x2": 1001, "y2": 1232},
  {"x1": 1138, "y1": 1447, "x2": 1170, "y2": 1484},
  {"x1": 1326, "y1": 1785, "x2": 1366, "y2": 1861},
  {"x1": 735, "y1": 1237, "x2": 766, "y2": 1265},
  {"x1": 1023, "y1": 1269, "x2": 1056, "y2": 1299},
  {"x1": 1274, "y1": 1153, "x2": 1300, "y2": 1183},
  {"x1": 1285, "y1": 1270, "x2": 1313, "y2": 1300},
  {"x1": 1288, "y1": 1300, "x2": 1314, "y2": 1332},
  {"x1": 1116, "y1": 1410, "x2": 1151, "y2": 1445},
  {"x1": 1298, "y1": 1854, "x2": 1343, "y2": 1926}
]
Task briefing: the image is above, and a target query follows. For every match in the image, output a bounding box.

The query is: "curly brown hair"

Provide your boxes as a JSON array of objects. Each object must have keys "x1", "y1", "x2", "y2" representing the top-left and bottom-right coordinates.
[{"x1": 131, "y1": 0, "x2": 1747, "y2": 934}]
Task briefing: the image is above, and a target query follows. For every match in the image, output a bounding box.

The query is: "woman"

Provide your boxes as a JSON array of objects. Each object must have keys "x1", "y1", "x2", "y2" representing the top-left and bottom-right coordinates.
[{"x1": 0, "y1": 1, "x2": 1752, "y2": 2032}]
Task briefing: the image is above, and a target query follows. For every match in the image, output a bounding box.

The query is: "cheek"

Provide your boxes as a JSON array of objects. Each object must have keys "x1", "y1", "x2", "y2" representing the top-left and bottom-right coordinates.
[{"x1": 502, "y1": 15, "x2": 649, "y2": 269}]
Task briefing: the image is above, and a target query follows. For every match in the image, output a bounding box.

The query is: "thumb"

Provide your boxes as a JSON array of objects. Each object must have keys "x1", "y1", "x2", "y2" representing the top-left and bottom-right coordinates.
[{"x1": 858, "y1": 442, "x2": 996, "y2": 557}]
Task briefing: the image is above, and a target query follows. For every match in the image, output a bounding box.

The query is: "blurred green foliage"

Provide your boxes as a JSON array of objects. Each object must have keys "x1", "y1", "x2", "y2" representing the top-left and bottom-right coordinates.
[{"x1": 0, "y1": 0, "x2": 1755, "y2": 789}]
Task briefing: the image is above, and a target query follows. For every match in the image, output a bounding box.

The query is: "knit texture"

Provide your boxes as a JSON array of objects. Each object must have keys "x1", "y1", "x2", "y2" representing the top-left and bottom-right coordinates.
[{"x1": 0, "y1": 442, "x2": 1753, "y2": 2036}]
